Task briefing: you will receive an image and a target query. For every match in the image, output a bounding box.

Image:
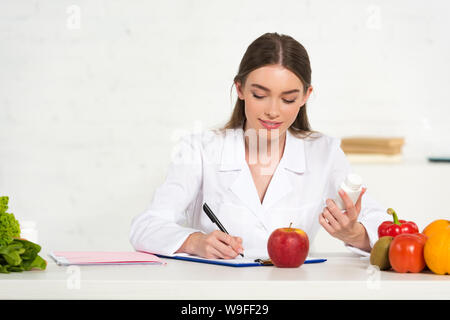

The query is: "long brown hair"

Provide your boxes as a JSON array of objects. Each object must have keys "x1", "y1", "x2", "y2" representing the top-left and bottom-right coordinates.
[{"x1": 217, "y1": 32, "x2": 321, "y2": 140}]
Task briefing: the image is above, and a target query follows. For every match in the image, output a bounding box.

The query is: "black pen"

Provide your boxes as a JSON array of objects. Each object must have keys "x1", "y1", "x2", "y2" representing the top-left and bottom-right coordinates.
[{"x1": 202, "y1": 202, "x2": 244, "y2": 258}]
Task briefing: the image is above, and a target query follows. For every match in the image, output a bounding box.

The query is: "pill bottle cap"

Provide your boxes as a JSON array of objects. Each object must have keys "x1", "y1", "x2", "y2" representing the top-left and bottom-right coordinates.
[{"x1": 345, "y1": 173, "x2": 363, "y2": 190}]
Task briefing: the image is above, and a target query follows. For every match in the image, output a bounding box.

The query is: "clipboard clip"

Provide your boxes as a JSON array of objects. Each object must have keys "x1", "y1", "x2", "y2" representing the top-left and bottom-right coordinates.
[{"x1": 254, "y1": 258, "x2": 273, "y2": 266}]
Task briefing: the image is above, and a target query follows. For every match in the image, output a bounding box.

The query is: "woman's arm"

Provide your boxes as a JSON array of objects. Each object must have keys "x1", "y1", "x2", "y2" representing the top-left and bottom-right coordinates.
[
  {"x1": 129, "y1": 134, "x2": 204, "y2": 255},
  {"x1": 320, "y1": 137, "x2": 392, "y2": 254},
  {"x1": 129, "y1": 133, "x2": 244, "y2": 259},
  {"x1": 345, "y1": 222, "x2": 371, "y2": 252}
]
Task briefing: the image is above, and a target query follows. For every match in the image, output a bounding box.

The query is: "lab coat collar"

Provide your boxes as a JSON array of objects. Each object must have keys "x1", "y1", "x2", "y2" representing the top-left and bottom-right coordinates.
[
  {"x1": 218, "y1": 128, "x2": 306, "y2": 174},
  {"x1": 217, "y1": 128, "x2": 307, "y2": 229}
]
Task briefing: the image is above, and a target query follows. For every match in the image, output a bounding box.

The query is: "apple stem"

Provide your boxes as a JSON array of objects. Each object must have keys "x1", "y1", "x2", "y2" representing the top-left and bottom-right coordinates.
[{"x1": 289, "y1": 222, "x2": 293, "y2": 230}]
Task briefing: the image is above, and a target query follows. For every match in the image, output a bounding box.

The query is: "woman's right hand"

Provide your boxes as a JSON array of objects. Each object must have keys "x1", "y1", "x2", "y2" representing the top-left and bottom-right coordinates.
[{"x1": 177, "y1": 230, "x2": 244, "y2": 259}]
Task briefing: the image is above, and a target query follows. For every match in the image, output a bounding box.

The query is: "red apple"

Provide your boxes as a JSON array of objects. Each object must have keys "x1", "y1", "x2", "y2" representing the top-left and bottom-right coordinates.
[{"x1": 267, "y1": 223, "x2": 309, "y2": 268}]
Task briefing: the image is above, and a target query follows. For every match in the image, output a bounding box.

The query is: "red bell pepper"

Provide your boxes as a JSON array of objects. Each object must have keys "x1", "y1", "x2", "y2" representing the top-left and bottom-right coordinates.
[
  {"x1": 378, "y1": 208, "x2": 419, "y2": 238},
  {"x1": 388, "y1": 233, "x2": 428, "y2": 273}
]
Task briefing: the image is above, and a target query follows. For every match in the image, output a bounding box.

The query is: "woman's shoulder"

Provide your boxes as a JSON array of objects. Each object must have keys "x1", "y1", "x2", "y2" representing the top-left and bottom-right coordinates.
[
  {"x1": 293, "y1": 130, "x2": 342, "y2": 158},
  {"x1": 174, "y1": 128, "x2": 228, "y2": 154},
  {"x1": 294, "y1": 130, "x2": 340, "y2": 147}
]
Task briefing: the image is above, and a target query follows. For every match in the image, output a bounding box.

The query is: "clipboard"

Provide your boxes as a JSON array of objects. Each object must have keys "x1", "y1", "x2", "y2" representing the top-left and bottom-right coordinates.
[{"x1": 155, "y1": 253, "x2": 327, "y2": 267}]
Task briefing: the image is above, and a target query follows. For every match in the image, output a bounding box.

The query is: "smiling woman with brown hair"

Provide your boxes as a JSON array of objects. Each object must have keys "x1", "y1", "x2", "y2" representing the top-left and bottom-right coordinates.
[
  {"x1": 222, "y1": 32, "x2": 318, "y2": 140},
  {"x1": 130, "y1": 32, "x2": 391, "y2": 260}
]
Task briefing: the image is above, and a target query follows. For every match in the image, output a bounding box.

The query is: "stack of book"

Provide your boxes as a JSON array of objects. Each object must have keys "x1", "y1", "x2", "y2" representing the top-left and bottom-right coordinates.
[{"x1": 340, "y1": 136, "x2": 405, "y2": 163}]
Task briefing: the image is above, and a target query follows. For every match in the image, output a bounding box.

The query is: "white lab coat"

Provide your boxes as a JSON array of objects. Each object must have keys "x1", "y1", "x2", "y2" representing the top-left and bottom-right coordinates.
[{"x1": 129, "y1": 128, "x2": 391, "y2": 259}]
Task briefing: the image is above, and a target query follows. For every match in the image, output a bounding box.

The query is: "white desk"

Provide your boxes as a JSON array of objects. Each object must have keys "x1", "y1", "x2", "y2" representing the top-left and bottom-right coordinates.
[{"x1": 0, "y1": 251, "x2": 448, "y2": 300}]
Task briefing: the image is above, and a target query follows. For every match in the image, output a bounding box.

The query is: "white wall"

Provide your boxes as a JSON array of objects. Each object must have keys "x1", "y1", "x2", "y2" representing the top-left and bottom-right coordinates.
[{"x1": 1, "y1": 0, "x2": 449, "y2": 254}]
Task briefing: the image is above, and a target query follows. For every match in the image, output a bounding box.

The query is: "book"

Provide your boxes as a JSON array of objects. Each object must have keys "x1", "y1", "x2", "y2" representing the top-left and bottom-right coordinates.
[
  {"x1": 345, "y1": 153, "x2": 403, "y2": 163},
  {"x1": 49, "y1": 251, "x2": 166, "y2": 266},
  {"x1": 341, "y1": 136, "x2": 405, "y2": 155},
  {"x1": 341, "y1": 137, "x2": 405, "y2": 147}
]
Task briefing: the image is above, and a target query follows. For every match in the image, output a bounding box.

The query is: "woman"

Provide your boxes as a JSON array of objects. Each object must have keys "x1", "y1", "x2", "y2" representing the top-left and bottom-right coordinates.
[{"x1": 129, "y1": 32, "x2": 391, "y2": 259}]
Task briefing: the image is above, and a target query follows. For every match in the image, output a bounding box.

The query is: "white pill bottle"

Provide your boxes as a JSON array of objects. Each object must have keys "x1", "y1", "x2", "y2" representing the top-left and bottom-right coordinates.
[{"x1": 335, "y1": 173, "x2": 363, "y2": 210}]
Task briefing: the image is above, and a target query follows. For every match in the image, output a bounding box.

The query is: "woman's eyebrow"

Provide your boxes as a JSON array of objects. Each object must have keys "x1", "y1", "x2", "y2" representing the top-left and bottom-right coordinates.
[{"x1": 250, "y1": 83, "x2": 300, "y2": 94}]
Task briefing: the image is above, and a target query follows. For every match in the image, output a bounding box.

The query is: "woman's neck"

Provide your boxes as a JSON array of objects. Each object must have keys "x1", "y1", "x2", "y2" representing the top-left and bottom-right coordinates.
[{"x1": 243, "y1": 125, "x2": 286, "y2": 167}]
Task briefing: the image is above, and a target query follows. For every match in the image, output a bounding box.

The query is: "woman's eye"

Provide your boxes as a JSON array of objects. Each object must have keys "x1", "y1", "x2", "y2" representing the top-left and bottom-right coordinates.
[{"x1": 252, "y1": 93, "x2": 296, "y2": 104}]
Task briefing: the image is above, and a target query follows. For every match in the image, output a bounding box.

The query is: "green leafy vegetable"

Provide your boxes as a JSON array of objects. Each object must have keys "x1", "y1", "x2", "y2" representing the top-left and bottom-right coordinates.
[
  {"x1": 0, "y1": 196, "x2": 47, "y2": 273},
  {"x1": 0, "y1": 196, "x2": 21, "y2": 246},
  {"x1": 0, "y1": 241, "x2": 25, "y2": 265}
]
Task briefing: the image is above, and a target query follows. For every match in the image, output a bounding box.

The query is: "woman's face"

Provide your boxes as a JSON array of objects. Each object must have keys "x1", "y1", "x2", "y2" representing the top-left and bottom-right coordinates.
[{"x1": 236, "y1": 64, "x2": 313, "y2": 140}]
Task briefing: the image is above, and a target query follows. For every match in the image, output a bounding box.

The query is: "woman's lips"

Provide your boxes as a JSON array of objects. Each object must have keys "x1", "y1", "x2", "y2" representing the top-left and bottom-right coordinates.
[{"x1": 258, "y1": 119, "x2": 282, "y2": 129}]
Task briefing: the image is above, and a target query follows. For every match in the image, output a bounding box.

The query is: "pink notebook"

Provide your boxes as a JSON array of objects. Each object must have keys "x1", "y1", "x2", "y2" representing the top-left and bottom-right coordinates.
[{"x1": 49, "y1": 251, "x2": 166, "y2": 266}]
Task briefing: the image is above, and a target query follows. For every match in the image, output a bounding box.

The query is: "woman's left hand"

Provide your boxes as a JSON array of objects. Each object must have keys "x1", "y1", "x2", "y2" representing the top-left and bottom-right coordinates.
[{"x1": 319, "y1": 187, "x2": 368, "y2": 246}]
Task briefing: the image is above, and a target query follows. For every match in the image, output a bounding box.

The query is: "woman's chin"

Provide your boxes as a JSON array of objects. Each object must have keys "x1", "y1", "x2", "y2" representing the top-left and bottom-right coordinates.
[
  {"x1": 244, "y1": 123, "x2": 285, "y2": 140},
  {"x1": 257, "y1": 127, "x2": 284, "y2": 139}
]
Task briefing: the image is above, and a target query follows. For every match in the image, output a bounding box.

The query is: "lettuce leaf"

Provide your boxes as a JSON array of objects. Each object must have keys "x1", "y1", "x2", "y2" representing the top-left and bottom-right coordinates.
[
  {"x1": 0, "y1": 238, "x2": 46, "y2": 273},
  {"x1": 0, "y1": 196, "x2": 46, "y2": 273},
  {"x1": 0, "y1": 241, "x2": 25, "y2": 266}
]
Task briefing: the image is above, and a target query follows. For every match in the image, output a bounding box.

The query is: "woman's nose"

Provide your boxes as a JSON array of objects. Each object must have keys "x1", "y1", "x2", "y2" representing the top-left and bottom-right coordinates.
[{"x1": 264, "y1": 100, "x2": 281, "y2": 118}]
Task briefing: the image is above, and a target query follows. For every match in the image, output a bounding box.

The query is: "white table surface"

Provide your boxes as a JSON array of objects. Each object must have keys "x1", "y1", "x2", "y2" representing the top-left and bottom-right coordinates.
[{"x1": 0, "y1": 250, "x2": 448, "y2": 300}]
